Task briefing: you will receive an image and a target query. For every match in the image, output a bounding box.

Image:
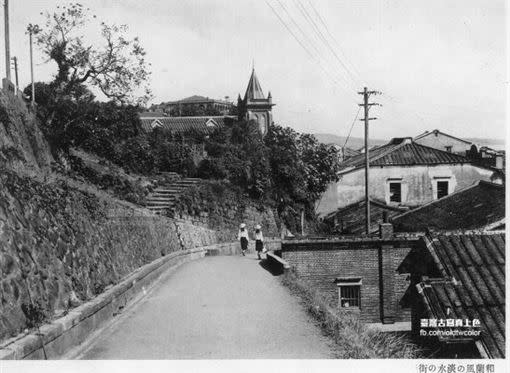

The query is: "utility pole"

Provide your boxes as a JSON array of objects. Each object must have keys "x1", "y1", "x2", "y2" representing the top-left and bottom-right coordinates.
[
  {"x1": 358, "y1": 87, "x2": 381, "y2": 234},
  {"x1": 11, "y1": 56, "x2": 17, "y2": 89},
  {"x1": 27, "y1": 24, "x2": 40, "y2": 106},
  {"x1": 4, "y1": 0, "x2": 10, "y2": 81}
]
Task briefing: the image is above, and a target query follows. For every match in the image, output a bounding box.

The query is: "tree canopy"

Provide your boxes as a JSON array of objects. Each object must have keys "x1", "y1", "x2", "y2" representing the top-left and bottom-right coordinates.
[{"x1": 34, "y1": 2, "x2": 151, "y2": 105}]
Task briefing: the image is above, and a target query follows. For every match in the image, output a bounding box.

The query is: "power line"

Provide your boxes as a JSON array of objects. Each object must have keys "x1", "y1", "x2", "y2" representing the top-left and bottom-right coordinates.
[
  {"x1": 265, "y1": 0, "x2": 357, "y2": 102},
  {"x1": 273, "y1": 0, "x2": 358, "y2": 93},
  {"x1": 343, "y1": 106, "x2": 362, "y2": 149},
  {"x1": 305, "y1": 0, "x2": 364, "y2": 83},
  {"x1": 293, "y1": 0, "x2": 361, "y2": 88}
]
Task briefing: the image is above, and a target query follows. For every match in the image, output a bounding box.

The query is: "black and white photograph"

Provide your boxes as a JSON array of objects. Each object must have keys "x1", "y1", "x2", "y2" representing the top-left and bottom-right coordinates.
[{"x1": 0, "y1": 0, "x2": 506, "y2": 371}]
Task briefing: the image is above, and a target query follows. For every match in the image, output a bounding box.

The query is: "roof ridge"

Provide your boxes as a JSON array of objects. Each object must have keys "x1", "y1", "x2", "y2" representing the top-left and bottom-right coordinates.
[{"x1": 413, "y1": 129, "x2": 473, "y2": 145}]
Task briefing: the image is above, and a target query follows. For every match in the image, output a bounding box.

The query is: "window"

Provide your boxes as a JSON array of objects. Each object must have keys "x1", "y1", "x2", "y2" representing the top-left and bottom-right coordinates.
[
  {"x1": 335, "y1": 278, "x2": 362, "y2": 309},
  {"x1": 445, "y1": 146, "x2": 452, "y2": 153},
  {"x1": 389, "y1": 182, "x2": 402, "y2": 203},
  {"x1": 437, "y1": 181, "x2": 449, "y2": 199}
]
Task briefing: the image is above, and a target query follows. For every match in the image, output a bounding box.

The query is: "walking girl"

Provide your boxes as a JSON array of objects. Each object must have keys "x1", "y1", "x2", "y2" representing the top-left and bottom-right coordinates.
[
  {"x1": 237, "y1": 223, "x2": 249, "y2": 256},
  {"x1": 254, "y1": 224, "x2": 264, "y2": 260}
]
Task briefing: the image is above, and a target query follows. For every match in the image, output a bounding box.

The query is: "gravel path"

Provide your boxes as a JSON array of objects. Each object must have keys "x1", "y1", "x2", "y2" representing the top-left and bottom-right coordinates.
[{"x1": 76, "y1": 254, "x2": 335, "y2": 359}]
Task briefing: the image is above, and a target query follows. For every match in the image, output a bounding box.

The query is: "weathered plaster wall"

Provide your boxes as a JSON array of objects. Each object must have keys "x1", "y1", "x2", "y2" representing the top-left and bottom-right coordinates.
[{"x1": 316, "y1": 164, "x2": 495, "y2": 216}]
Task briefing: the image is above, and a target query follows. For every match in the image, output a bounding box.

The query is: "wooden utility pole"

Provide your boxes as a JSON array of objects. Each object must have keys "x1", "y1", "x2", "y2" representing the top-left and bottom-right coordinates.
[
  {"x1": 358, "y1": 87, "x2": 381, "y2": 234},
  {"x1": 11, "y1": 56, "x2": 18, "y2": 89},
  {"x1": 27, "y1": 23, "x2": 40, "y2": 106},
  {"x1": 4, "y1": 0, "x2": 10, "y2": 81},
  {"x1": 29, "y1": 30, "x2": 34, "y2": 105}
]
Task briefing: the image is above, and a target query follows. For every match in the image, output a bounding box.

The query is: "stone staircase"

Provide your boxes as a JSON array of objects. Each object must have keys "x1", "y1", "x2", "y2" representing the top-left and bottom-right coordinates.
[{"x1": 145, "y1": 175, "x2": 201, "y2": 215}]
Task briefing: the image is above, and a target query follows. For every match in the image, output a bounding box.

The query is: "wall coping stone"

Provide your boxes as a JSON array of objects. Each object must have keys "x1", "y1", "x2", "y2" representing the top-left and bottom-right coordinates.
[{"x1": 0, "y1": 246, "x2": 206, "y2": 360}]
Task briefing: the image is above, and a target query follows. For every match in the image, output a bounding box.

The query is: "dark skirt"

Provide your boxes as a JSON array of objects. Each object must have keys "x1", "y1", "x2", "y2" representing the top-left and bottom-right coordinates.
[
  {"x1": 240, "y1": 237, "x2": 248, "y2": 250},
  {"x1": 255, "y1": 240, "x2": 264, "y2": 252}
]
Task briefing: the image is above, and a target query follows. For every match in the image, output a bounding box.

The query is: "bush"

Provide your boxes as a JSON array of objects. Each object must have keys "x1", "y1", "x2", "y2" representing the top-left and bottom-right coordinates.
[{"x1": 281, "y1": 270, "x2": 422, "y2": 359}]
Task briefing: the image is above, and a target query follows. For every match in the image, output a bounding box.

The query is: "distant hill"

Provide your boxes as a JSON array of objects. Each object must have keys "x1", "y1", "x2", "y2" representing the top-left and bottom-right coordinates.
[
  {"x1": 313, "y1": 133, "x2": 505, "y2": 151},
  {"x1": 313, "y1": 133, "x2": 386, "y2": 150},
  {"x1": 465, "y1": 138, "x2": 505, "y2": 149}
]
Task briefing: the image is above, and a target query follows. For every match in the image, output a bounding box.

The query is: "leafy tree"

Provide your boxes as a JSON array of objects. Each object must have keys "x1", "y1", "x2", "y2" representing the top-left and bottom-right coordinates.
[{"x1": 34, "y1": 2, "x2": 151, "y2": 105}]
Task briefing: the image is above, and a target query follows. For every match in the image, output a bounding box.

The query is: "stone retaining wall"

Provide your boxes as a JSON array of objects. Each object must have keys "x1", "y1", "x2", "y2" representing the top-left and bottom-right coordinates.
[{"x1": 0, "y1": 169, "x2": 227, "y2": 342}]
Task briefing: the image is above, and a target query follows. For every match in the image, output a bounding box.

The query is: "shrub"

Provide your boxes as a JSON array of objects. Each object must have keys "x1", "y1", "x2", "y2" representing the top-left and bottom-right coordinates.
[{"x1": 281, "y1": 270, "x2": 422, "y2": 359}]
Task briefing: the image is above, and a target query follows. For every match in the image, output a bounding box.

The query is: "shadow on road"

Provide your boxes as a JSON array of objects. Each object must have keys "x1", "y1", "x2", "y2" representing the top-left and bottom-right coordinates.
[{"x1": 258, "y1": 258, "x2": 284, "y2": 276}]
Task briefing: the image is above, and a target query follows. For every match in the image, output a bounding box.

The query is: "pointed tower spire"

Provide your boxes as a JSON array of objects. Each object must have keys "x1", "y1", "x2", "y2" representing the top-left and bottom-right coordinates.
[{"x1": 244, "y1": 68, "x2": 265, "y2": 100}]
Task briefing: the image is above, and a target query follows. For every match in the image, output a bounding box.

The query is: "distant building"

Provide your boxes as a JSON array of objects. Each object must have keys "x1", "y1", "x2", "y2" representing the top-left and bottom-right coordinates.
[
  {"x1": 152, "y1": 95, "x2": 234, "y2": 116},
  {"x1": 329, "y1": 144, "x2": 361, "y2": 162},
  {"x1": 404, "y1": 232, "x2": 505, "y2": 358},
  {"x1": 391, "y1": 180, "x2": 505, "y2": 232},
  {"x1": 415, "y1": 129, "x2": 505, "y2": 171},
  {"x1": 316, "y1": 137, "x2": 500, "y2": 217},
  {"x1": 414, "y1": 129, "x2": 474, "y2": 155},
  {"x1": 237, "y1": 68, "x2": 274, "y2": 136}
]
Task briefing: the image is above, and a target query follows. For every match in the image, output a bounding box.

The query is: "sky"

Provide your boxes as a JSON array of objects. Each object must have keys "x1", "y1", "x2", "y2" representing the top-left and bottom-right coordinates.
[{"x1": 7, "y1": 0, "x2": 507, "y2": 140}]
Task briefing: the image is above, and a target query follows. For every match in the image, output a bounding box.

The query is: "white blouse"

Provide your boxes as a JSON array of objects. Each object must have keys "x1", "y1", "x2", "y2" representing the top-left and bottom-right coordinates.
[
  {"x1": 254, "y1": 231, "x2": 264, "y2": 241},
  {"x1": 237, "y1": 229, "x2": 249, "y2": 240}
]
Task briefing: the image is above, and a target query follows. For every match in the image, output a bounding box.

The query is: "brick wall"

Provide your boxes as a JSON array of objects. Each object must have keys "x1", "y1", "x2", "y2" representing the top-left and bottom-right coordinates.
[{"x1": 281, "y1": 236, "x2": 418, "y2": 324}]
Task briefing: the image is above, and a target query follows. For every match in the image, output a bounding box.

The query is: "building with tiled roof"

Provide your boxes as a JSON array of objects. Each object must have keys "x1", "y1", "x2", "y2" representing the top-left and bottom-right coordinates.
[
  {"x1": 408, "y1": 232, "x2": 505, "y2": 358},
  {"x1": 151, "y1": 95, "x2": 234, "y2": 116},
  {"x1": 391, "y1": 181, "x2": 505, "y2": 232},
  {"x1": 140, "y1": 116, "x2": 236, "y2": 134},
  {"x1": 316, "y1": 137, "x2": 500, "y2": 217},
  {"x1": 414, "y1": 129, "x2": 474, "y2": 155}
]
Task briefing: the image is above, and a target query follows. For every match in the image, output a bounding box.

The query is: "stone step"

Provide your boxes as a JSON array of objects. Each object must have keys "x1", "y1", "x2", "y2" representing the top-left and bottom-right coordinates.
[
  {"x1": 148, "y1": 194, "x2": 178, "y2": 200},
  {"x1": 145, "y1": 202, "x2": 176, "y2": 207},
  {"x1": 155, "y1": 187, "x2": 187, "y2": 193}
]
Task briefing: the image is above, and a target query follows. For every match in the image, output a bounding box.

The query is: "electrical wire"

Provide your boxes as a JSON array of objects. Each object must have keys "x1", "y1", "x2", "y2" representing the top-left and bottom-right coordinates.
[
  {"x1": 343, "y1": 106, "x2": 362, "y2": 149},
  {"x1": 265, "y1": 0, "x2": 358, "y2": 103}
]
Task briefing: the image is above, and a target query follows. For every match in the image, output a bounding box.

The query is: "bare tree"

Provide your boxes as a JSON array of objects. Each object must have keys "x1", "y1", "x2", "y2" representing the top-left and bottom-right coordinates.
[{"x1": 35, "y1": 2, "x2": 151, "y2": 105}]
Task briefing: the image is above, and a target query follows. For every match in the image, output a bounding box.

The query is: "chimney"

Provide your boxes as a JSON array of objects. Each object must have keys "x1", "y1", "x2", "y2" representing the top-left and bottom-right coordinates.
[
  {"x1": 379, "y1": 223, "x2": 393, "y2": 240},
  {"x1": 495, "y1": 154, "x2": 504, "y2": 170}
]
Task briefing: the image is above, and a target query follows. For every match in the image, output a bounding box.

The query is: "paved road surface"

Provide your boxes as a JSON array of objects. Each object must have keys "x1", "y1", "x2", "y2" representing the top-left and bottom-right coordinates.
[{"x1": 76, "y1": 254, "x2": 335, "y2": 359}]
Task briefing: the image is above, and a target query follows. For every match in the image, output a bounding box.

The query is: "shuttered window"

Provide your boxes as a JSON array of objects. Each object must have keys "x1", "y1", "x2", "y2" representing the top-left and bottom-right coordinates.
[
  {"x1": 389, "y1": 182, "x2": 402, "y2": 203},
  {"x1": 437, "y1": 181, "x2": 449, "y2": 199}
]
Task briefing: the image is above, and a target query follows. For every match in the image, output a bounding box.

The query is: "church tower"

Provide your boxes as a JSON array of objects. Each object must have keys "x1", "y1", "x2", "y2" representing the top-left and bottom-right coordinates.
[{"x1": 238, "y1": 68, "x2": 274, "y2": 136}]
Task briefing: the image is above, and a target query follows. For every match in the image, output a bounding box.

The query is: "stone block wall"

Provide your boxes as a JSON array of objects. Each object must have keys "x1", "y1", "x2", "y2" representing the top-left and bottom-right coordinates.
[
  {"x1": 0, "y1": 168, "x2": 222, "y2": 342},
  {"x1": 281, "y1": 237, "x2": 418, "y2": 324},
  {"x1": 173, "y1": 181, "x2": 281, "y2": 240}
]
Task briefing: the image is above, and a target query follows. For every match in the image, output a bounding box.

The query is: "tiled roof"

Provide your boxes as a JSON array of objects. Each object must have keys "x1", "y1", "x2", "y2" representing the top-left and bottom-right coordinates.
[
  {"x1": 140, "y1": 116, "x2": 235, "y2": 134},
  {"x1": 417, "y1": 232, "x2": 505, "y2": 358},
  {"x1": 344, "y1": 147, "x2": 361, "y2": 158},
  {"x1": 323, "y1": 199, "x2": 407, "y2": 234},
  {"x1": 244, "y1": 68, "x2": 265, "y2": 100},
  {"x1": 392, "y1": 181, "x2": 505, "y2": 232},
  {"x1": 339, "y1": 138, "x2": 470, "y2": 173}
]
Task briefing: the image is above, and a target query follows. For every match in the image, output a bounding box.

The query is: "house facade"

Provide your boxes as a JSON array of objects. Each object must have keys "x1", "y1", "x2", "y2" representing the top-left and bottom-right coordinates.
[{"x1": 316, "y1": 138, "x2": 498, "y2": 217}]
